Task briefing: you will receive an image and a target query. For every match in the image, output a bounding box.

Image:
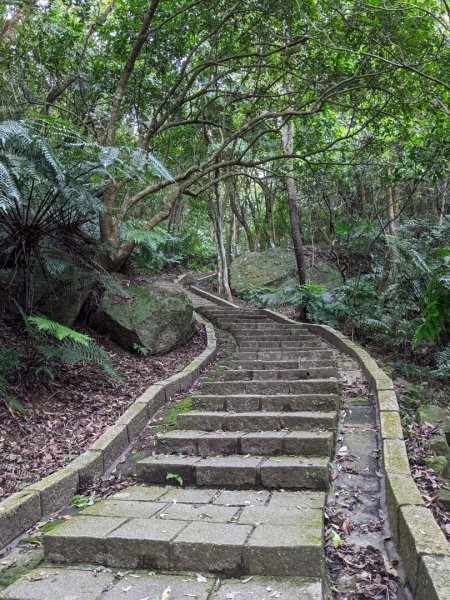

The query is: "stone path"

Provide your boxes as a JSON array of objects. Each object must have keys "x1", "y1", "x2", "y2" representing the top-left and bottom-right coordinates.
[{"x1": 0, "y1": 301, "x2": 341, "y2": 599}]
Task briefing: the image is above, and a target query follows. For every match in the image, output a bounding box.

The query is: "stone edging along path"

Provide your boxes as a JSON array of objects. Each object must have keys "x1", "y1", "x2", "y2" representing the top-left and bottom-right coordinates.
[
  {"x1": 187, "y1": 284, "x2": 450, "y2": 599},
  {"x1": 0, "y1": 312, "x2": 217, "y2": 551}
]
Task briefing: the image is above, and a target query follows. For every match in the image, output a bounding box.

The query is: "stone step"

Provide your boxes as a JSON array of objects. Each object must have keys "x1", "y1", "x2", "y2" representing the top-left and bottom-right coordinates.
[
  {"x1": 201, "y1": 378, "x2": 339, "y2": 395},
  {"x1": 215, "y1": 316, "x2": 271, "y2": 322},
  {"x1": 202, "y1": 308, "x2": 265, "y2": 315},
  {"x1": 192, "y1": 393, "x2": 340, "y2": 412},
  {"x1": 177, "y1": 410, "x2": 337, "y2": 431},
  {"x1": 42, "y1": 485, "x2": 325, "y2": 576},
  {"x1": 156, "y1": 429, "x2": 334, "y2": 457},
  {"x1": 237, "y1": 350, "x2": 334, "y2": 360},
  {"x1": 228, "y1": 322, "x2": 307, "y2": 329},
  {"x1": 226, "y1": 322, "x2": 309, "y2": 330},
  {"x1": 238, "y1": 340, "x2": 326, "y2": 349},
  {"x1": 224, "y1": 359, "x2": 336, "y2": 370},
  {"x1": 203, "y1": 367, "x2": 338, "y2": 381},
  {"x1": 235, "y1": 334, "x2": 317, "y2": 341},
  {"x1": 137, "y1": 455, "x2": 330, "y2": 490},
  {"x1": 1, "y1": 568, "x2": 325, "y2": 598}
]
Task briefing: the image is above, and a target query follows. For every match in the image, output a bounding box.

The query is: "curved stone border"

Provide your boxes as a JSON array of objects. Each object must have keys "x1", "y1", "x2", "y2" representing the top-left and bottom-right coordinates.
[
  {"x1": 302, "y1": 324, "x2": 450, "y2": 598},
  {"x1": 186, "y1": 285, "x2": 450, "y2": 599},
  {"x1": 0, "y1": 312, "x2": 217, "y2": 551}
]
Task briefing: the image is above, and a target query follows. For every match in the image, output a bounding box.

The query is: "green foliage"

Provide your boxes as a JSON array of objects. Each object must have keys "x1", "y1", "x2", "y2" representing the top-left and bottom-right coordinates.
[
  {"x1": 257, "y1": 283, "x2": 347, "y2": 328},
  {"x1": 71, "y1": 495, "x2": 94, "y2": 508},
  {"x1": 240, "y1": 286, "x2": 276, "y2": 307},
  {"x1": 166, "y1": 472, "x2": 184, "y2": 487},
  {"x1": 433, "y1": 345, "x2": 450, "y2": 379},
  {"x1": 27, "y1": 316, "x2": 92, "y2": 345},
  {"x1": 0, "y1": 315, "x2": 120, "y2": 409},
  {"x1": 133, "y1": 343, "x2": 149, "y2": 357},
  {"x1": 414, "y1": 248, "x2": 450, "y2": 347}
]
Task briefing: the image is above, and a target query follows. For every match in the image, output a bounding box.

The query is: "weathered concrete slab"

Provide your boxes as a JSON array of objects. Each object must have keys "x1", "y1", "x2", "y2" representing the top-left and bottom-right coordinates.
[
  {"x1": 0, "y1": 567, "x2": 114, "y2": 600},
  {"x1": 198, "y1": 432, "x2": 241, "y2": 456},
  {"x1": 213, "y1": 489, "x2": 270, "y2": 506},
  {"x1": 137, "y1": 455, "x2": 201, "y2": 485},
  {"x1": 416, "y1": 555, "x2": 450, "y2": 600},
  {"x1": 196, "y1": 456, "x2": 262, "y2": 486},
  {"x1": 398, "y1": 505, "x2": 450, "y2": 590},
  {"x1": 260, "y1": 456, "x2": 329, "y2": 490},
  {"x1": 43, "y1": 516, "x2": 127, "y2": 564},
  {"x1": 171, "y1": 521, "x2": 252, "y2": 573},
  {"x1": 103, "y1": 572, "x2": 214, "y2": 599},
  {"x1": 244, "y1": 522, "x2": 323, "y2": 576},
  {"x1": 385, "y1": 473, "x2": 424, "y2": 542},
  {"x1": 213, "y1": 576, "x2": 323, "y2": 599},
  {"x1": 157, "y1": 502, "x2": 238, "y2": 523},
  {"x1": 106, "y1": 518, "x2": 186, "y2": 568},
  {"x1": 82, "y1": 499, "x2": 167, "y2": 519},
  {"x1": 111, "y1": 485, "x2": 169, "y2": 502},
  {"x1": 0, "y1": 490, "x2": 41, "y2": 549}
]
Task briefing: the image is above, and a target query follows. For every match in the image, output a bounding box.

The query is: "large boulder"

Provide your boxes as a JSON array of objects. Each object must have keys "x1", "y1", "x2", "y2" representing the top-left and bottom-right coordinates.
[
  {"x1": 417, "y1": 405, "x2": 450, "y2": 432},
  {"x1": 0, "y1": 250, "x2": 96, "y2": 326},
  {"x1": 35, "y1": 266, "x2": 96, "y2": 327},
  {"x1": 91, "y1": 284, "x2": 194, "y2": 354},
  {"x1": 229, "y1": 248, "x2": 341, "y2": 295}
]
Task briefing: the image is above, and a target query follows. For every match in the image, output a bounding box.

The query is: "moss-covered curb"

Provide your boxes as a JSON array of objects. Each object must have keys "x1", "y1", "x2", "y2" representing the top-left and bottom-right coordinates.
[
  {"x1": 186, "y1": 288, "x2": 450, "y2": 598},
  {"x1": 0, "y1": 311, "x2": 217, "y2": 551}
]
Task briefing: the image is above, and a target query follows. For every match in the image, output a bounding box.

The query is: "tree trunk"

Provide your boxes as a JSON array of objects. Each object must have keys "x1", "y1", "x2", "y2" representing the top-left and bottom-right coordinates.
[
  {"x1": 386, "y1": 166, "x2": 397, "y2": 236},
  {"x1": 229, "y1": 183, "x2": 255, "y2": 251},
  {"x1": 210, "y1": 178, "x2": 232, "y2": 300},
  {"x1": 282, "y1": 120, "x2": 307, "y2": 285}
]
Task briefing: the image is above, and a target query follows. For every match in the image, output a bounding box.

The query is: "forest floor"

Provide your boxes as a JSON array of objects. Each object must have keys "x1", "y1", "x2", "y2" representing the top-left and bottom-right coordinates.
[{"x1": 0, "y1": 317, "x2": 206, "y2": 500}]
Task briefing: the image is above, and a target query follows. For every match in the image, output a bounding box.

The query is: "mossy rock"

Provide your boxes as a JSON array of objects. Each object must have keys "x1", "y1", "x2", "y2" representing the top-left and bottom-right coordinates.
[
  {"x1": 429, "y1": 435, "x2": 450, "y2": 462},
  {"x1": 424, "y1": 455, "x2": 450, "y2": 478},
  {"x1": 229, "y1": 248, "x2": 341, "y2": 295},
  {"x1": 417, "y1": 405, "x2": 450, "y2": 434},
  {"x1": 437, "y1": 488, "x2": 450, "y2": 510},
  {"x1": 92, "y1": 284, "x2": 194, "y2": 354}
]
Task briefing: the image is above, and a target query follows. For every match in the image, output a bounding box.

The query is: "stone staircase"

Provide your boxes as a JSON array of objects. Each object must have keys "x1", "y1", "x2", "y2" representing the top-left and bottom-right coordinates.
[{"x1": 37, "y1": 305, "x2": 339, "y2": 596}]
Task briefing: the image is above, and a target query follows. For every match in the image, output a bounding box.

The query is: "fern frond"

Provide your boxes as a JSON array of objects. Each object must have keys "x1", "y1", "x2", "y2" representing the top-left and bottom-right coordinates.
[
  {"x1": 37, "y1": 339, "x2": 121, "y2": 380},
  {"x1": 27, "y1": 316, "x2": 92, "y2": 345}
]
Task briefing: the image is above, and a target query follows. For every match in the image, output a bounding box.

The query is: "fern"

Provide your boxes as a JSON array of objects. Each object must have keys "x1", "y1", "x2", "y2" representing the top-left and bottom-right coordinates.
[
  {"x1": 27, "y1": 316, "x2": 92, "y2": 345},
  {"x1": 37, "y1": 338, "x2": 121, "y2": 381},
  {"x1": 432, "y1": 345, "x2": 450, "y2": 378},
  {"x1": 413, "y1": 249, "x2": 450, "y2": 347}
]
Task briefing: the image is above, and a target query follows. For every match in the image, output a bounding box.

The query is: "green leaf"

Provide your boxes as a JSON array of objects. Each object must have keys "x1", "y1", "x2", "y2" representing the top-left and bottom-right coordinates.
[
  {"x1": 71, "y1": 495, "x2": 95, "y2": 508},
  {"x1": 166, "y1": 472, "x2": 184, "y2": 487},
  {"x1": 329, "y1": 531, "x2": 344, "y2": 548},
  {"x1": 27, "y1": 316, "x2": 92, "y2": 345}
]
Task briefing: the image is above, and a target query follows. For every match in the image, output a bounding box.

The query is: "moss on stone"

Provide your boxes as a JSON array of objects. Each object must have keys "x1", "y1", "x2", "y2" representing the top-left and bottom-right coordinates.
[
  {"x1": 424, "y1": 455, "x2": 450, "y2": 477},
  {"x1": 0, "y1": 551, "x2": 43, "y2": 591}
]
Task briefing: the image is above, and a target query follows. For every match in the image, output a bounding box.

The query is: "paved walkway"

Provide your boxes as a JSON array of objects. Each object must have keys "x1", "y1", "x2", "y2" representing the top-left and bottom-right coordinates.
[{"x1": 1, "y1": 298, "x2": 340, "y2": 599}]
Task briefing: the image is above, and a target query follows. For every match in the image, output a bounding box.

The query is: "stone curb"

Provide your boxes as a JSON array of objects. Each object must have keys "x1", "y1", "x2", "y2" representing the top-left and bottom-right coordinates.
[
  {"x1": 189, "y1": 285, "x2": 240, "y2": 308},
  {"x1": 275, "y1": 320, "x2": 450, "y2": 597},
  {"x1": 0, "y1": 312, "x2": 217, "y2": 551},
  {"x1": 187, "y1": 286, "x2": 450, "y2": 599}
]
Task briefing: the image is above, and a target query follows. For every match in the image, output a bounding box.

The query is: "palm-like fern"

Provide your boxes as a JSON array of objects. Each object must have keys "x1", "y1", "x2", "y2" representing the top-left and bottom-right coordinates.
[{"x1": 0, "y1": 120, "x2": 100, "y2": 312}]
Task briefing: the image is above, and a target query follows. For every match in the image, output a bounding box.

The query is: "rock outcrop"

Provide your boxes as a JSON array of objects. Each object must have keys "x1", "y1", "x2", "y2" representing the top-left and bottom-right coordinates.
[{"x1": 229, "y1": 248, "x2": 341, "y2": 295}]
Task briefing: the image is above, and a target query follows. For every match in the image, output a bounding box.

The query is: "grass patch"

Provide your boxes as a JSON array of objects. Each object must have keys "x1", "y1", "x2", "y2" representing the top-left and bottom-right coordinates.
[
  {"x1": 152, "y1": 397, "x2": 193, "y2": 433},
  {"x1": 0, "y1": 551, "x2": 44, "y2": 590}
]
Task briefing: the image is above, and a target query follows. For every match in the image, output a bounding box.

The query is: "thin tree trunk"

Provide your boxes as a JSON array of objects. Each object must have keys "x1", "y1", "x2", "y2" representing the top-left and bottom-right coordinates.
[
  {"x1": 282, "y1": 120, "x2": 307, "y2": 285},
  {"x1": 229, "y1": 184, "x2": 255, "y2": 251},
  {"x1": 386, "y1": 166, "x2": 397, "y2": 236},
  {"x1": 211, "y1": 178, "x2": 232, "y2": 300}
]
